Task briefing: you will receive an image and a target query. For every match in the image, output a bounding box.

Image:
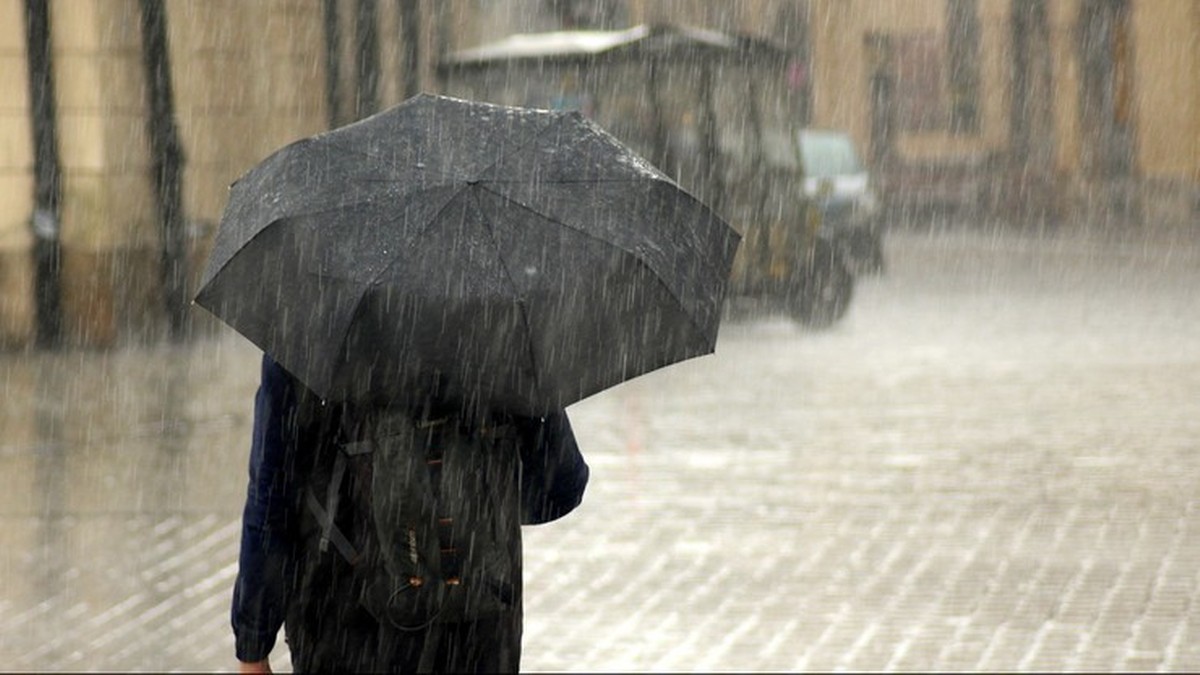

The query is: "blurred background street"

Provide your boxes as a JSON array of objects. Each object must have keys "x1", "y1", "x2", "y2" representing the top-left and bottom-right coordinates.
[
  {"x1": 3, "y1": 1, "x2": 1199, "y2": 671},
  {"x1": 3, "y1": 221, "x2": 1199, "y2": 672}
]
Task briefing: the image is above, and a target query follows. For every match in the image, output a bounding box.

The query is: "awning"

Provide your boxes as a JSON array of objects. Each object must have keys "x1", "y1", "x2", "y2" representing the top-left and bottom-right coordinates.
[{"x1": 441, "y1": 23, "x2": 789, "y2": 70}]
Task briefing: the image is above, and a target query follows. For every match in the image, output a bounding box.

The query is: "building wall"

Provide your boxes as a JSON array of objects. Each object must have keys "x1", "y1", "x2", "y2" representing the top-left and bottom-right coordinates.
[
  {"x1": 1, "y1": 0, "x2": 1197, "y2": 347},
  {"x1": 0, "y1": 0, "x2": 35, "y2": 346},
  {"x1": 168, "y1": 0, "x2": 327, "y2": 225},
  {"x1": 1048, "y1": 0, "x2": 1080, "y2": 176},
  {"x1": 1130, "y1": 0, "x2": 1200, "y2": 224},
  {"x1": 50, "y1": 0, "x2": 159, "y2": 345},
  {"x1": 167, "y1": 0, "x2": 328, "y2": 339},
  {"x1": 811, "y1": 0, "x2": 953, "y2": 158},
  {"x1": 1042, "y1": 0, "x2": 1200, "y2": 225},
  {"x1": 0, "y1": 0, "x2": 329, "y2": 347},
  {"x1": 796, "y1": 0, "x2": 1197, "y2": 223},
  {"x1": 166, "y1": 0, "x2": 328, "y2": 307},
  {"x1": 976, "y1": 0, "x2": 1012, "y2": 154}
]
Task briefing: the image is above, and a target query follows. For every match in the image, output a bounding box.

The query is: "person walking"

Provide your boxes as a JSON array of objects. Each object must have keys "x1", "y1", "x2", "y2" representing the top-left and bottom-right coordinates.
[
  {"x1": 232, "y1": 354, "x2": 589, "y2": 673},
  {"x1": 197, "y1": 96, "x2": 732, "y2": 671}
]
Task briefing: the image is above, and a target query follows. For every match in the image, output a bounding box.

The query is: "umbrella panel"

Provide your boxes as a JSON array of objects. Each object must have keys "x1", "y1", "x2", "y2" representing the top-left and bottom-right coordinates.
[
  {"x1": 194, "y1": 216, "x2": 369, "y2": 394},
  {"x1": 319, "y1": 95, "x2": 563, "y2": 187},
  {"x1": 198, "y1": 183, "x2": 710, "y2": 413},
  {"x1": 335, "y1": 255, "x2": 704, "y2": 415},
  {"x1": 482, "y1": 179, "x2": 736, "y2": 345},
  {"x1": 196, "y1": 95, "x2": 739, "y2": 412},
  {"x1": 332, "y1": 193, "x2": 710, "y2": 413}
]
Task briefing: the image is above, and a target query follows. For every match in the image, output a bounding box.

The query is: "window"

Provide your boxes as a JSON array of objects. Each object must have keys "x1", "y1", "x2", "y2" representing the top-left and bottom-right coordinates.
[
  {"x1": 946, "y1": 0, "x2": 982, "y2": 133},
  {"x1": 892, "y1": 34, "x2": 947, "y2": 132}
]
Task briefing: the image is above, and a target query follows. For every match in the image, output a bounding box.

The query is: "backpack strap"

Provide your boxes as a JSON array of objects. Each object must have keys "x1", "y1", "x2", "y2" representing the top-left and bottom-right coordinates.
[
  {"x1": 306, "y1": 483, "x2": 357, "y2": 563},
  {"x1": 372, "y1": 415, "x2": 443, "y2": 585},
  {"x1": 305, "y1": 438, "x2": 373, "y2": 564}
]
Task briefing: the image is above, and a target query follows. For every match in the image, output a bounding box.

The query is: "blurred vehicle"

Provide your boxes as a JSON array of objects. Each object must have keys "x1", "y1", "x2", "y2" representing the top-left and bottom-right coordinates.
[
  {"x1": 440, "y1": 23, "x2": 860, "y2": 328},
  {"x1": 797, "y1": 129, "x2": 885, "y2": 275}
]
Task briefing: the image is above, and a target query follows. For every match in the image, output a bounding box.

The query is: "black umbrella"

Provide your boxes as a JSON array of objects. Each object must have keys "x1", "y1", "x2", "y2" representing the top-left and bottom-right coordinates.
[{"x1": 195, "y1": 94, "x2": 740, "y2": 415}]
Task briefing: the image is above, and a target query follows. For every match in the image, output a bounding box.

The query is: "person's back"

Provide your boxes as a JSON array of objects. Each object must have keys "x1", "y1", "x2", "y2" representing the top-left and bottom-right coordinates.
[
  {"x1": 288, "y1": 396, "x2": 526, "y2": 671},
  {"x1": 233, "y1": 356, "x2": 588, "y2": 673}
]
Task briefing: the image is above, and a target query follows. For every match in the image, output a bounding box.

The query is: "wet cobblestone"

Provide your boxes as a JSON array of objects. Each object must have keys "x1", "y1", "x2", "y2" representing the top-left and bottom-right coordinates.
[{"x1": 2, "y1": 224, "x2": 1199, "y2": 671}]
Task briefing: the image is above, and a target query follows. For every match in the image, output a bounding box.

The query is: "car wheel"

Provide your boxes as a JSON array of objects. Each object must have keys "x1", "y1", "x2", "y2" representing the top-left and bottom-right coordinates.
[{"x1": 791, "y1": 239, "x2": 854, "y2": 328}]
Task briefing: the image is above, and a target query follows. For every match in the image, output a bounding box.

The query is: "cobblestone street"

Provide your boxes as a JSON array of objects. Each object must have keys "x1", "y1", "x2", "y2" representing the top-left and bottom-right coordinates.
[{"x1": 2, "y1": 224, "x2": 1199, "y2": 671}]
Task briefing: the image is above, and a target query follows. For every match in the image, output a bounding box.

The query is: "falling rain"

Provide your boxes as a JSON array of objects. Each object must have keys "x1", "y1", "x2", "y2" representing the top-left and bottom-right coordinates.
[{"x1": 2, "y1": 1, "x2": 1199, "y2": 672}]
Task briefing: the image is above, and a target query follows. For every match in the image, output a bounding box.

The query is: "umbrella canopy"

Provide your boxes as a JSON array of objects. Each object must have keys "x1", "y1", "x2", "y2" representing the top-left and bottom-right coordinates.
[{"x1": 195, "y1": 94, "x2": 740, "y2": 415}]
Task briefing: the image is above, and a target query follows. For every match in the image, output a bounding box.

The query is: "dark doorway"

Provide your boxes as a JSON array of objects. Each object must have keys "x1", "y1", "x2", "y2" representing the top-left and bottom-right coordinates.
[
  {"x1": 866, "y1": 35, "x2": 896, "y2": 168},
  {"x1": 1078, "y1": 0, "x2": 1135, "y2": 178},
  {"x1": 946, "y1": 0, "x2": 981, "y2": 134},
  {"x1": 1010, "y1": 0, "x2": 1054, "y2": 163},
  {"x1": 773, "y1": 0, "x2": 813, "y2": 126},
  {"x1": 1008, "y1": 0, "x2": 1057, "y2": 220}
]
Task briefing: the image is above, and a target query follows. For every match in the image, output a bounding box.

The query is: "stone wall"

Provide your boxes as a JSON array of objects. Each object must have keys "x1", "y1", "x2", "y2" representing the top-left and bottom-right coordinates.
[
  {"x1": 0, "y1": 0, "x2": 1196, "y2": 347},
  {"x1": 0, "y1": 0, "x2": 35, "y2": 346},
  {"x1": 0, "y1": 0, "x2": 329, "y2": 347}
]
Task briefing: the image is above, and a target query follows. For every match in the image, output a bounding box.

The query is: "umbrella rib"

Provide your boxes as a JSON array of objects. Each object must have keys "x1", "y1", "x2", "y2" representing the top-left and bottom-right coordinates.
[
  {"x1": 319, "y1": 110, "x2": 565, "y2": 186},
  {"x1": 320, "y1": 115, "x2": 659, "y2": 188},
  {"x1": 320, "y1": 139, "x2": 402, "y2": 170},
  {"x1": 320, "y1": 138, "x2": 467, "y2": 186},
  {"x1": 469, "y1": 190, "x2": 545, "y2": 401},
  {"x1": 350, "y1": 187, "x2": 465, "y2": 295},
  {"x1": 474, "y1": 183, "x2": 636, "y2": 250},
  {"x1": 224, "y1": 193, "x2": 410, "y2": 251},
  {"x1": 202, "y1": 198, "x2": 378, "y2": 289},
  {"x1": 485, "y1": 177, "x2": 661, "y2": 185},
  {"x1": 320, "y1": 281, "x2": 374, "y2": 402},
  {"x1": 477, "y1": 113, "x2": 670, "y2": 185},
  {"x1": 474, "y1": 183, "x2": 715, "y2": 349},
  {"x1": 467, "y1": 113, "x2": 571, "y2": 182},
  {"x1": 332, "y1": 185, "x2": 466, "y2": 309},
  {"x1": 316, "y1": 193, "x2": 459, "y2": 399}
]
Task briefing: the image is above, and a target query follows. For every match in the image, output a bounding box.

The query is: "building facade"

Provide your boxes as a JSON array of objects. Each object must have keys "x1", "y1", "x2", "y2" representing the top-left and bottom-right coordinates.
[{"x1": 0, "y1": 0, "x2": 1197, "y2": 347}]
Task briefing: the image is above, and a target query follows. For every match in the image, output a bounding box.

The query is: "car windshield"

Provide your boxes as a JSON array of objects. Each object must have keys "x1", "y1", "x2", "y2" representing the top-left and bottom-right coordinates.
[{"x1": 798, "y1": 131, "x2": 863, "y2": 178}]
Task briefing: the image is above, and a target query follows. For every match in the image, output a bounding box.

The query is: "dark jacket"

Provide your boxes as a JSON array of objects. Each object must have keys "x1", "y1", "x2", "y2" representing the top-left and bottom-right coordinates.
[{"x1": 231, "y1": 355, "x2": 589, "y2": 663}]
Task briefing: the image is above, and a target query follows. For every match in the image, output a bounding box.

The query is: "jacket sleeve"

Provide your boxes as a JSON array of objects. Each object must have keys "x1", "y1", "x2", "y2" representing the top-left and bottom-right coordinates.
[
  {"x1": 231, "y1": 355, "x2": 297, "y2": 662},
  {"x1": 519, "y1": 410, "x2": 589, "y2": 525}
]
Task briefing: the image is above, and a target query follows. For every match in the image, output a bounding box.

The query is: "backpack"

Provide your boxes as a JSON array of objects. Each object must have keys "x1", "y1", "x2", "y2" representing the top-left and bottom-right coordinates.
[{"x1": 297, "y1": 398, "x2": 524, "y2": 632}]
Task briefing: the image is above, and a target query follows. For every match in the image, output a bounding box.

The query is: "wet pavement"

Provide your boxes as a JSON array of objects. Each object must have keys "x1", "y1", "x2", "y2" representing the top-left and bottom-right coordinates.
[{"x1": 2, "y1": 222, "x2": 1199, "y2": 671}]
